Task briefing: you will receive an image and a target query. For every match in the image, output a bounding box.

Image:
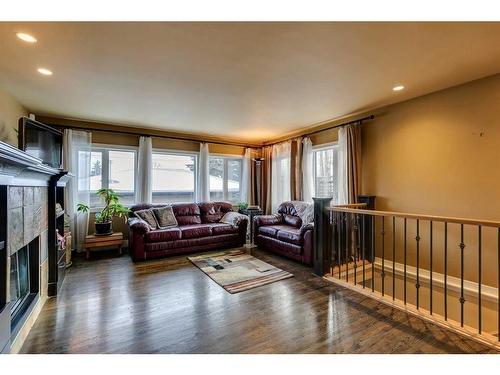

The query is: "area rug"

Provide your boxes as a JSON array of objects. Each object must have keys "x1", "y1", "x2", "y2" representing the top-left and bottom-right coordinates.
[{"x1": 188, "y1": 249, "x2": 293, "y2": 293}]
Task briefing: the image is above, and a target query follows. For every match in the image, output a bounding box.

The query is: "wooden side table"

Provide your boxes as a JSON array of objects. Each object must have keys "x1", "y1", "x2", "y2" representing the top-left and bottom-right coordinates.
[{"x1": 84, "y1": 232, "x2": 123, "y2": 260}]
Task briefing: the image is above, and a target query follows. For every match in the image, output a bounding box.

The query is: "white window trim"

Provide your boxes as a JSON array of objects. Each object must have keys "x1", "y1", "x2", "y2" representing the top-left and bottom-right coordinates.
[
  {"x1": 151, "y1": 149, "x2": 198, "y2": 200},
  {"x1": 312, "y1": 143, "x2": 338, "y2": 198},
  {"x1": 209, "y1": 155, "x2": 243, "y2": 203},
  {"x1": 89, "y1": 144, "x2": 138, "y2": 210}
]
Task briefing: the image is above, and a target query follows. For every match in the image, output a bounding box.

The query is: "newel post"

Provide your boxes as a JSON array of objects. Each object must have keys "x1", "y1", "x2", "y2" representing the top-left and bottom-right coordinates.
[{"x1": 313, "y1": 197, "x2": 332, "y2": 277}]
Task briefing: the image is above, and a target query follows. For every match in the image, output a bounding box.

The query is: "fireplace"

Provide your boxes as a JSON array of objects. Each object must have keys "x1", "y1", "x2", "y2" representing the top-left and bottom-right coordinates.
[{"x1": 9, "y1": 236, "x2": 39, "y2": 329}]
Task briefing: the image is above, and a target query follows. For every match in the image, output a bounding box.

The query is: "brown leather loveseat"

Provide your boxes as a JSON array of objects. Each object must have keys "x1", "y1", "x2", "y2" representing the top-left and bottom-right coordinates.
[
  {"x1": 128, "y1": 202, "x2": 248, "y2": 261},
  {"x1": 253, "y1": 201, "x2": 314, "y2": 265}
]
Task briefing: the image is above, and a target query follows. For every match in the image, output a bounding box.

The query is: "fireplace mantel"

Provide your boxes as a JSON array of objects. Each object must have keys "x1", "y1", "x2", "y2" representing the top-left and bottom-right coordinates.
[
  {"x1": 0, "y1": 141, "x2": 61, "y2": 186},
  {"x1": 0, "y1": 140, "x2": 64, "y2": 353}
]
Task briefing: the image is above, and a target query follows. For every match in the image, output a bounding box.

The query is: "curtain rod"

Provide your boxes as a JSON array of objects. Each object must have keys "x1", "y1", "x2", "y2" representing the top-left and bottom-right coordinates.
[
  {"x1": 51, "y1": 122, "x2": 256, "y2": 148},
  {"x1": 264, "y1": 114, "x2": 375, "y2": 146}
]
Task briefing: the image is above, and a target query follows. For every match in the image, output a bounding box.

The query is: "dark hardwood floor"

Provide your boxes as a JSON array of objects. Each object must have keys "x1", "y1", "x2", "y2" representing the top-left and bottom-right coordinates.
[{"x1": 21, "y1": 247, "x2": 496, "y2": 354}]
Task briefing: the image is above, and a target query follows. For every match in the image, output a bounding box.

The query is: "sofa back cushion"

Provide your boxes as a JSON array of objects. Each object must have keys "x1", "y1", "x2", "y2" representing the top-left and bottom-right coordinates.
[
  {"x1": 172, "y1": 203, "x2": 201, "y2": 225},
  {"x1": 199, "y1": 201, "x2": 233, "y2": 223},
  {"x1": 152, "y1": 206, "x2": 178, "y2": 229},
  {"x1": 277, "y1": 201, "x2": 303, "y2": 228}
]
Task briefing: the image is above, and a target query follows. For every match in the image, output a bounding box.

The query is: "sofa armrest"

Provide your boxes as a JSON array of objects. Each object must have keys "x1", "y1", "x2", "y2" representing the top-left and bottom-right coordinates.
[
  {"x1": 253, "y1": 214, "x2": 283, "y2": 227},
  {"x1": 300, "y1": 222, "x2": 314, "y2": 236},
  {"x1": 128, "y1": 217, "x2": 150, "y2": 234}
]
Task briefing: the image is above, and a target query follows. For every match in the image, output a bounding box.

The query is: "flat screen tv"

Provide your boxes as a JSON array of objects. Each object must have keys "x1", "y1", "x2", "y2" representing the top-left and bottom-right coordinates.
[{"x1": 18, "y1": 117, "x2": 63, "y2": 168}]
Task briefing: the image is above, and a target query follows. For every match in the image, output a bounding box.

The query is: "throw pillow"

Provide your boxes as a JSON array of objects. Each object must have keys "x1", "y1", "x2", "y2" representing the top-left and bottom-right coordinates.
[
  {"x1": 134, "y1": 209, "x2": 159, "y2": 230},
  {"x1": 220, "y1": 211, "x2": 246, "y2": 227},
  {"x1": 152, "y1": 206, "x2": 178, "y2": 229}
]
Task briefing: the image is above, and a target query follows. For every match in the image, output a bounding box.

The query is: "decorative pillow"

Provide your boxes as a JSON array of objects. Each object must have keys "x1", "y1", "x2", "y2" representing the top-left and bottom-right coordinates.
[
  {"x1": 152, "y1": 206, "x2": 178, "y2": 229},
  {"x1": 220, "y1": 211, "x2": 246, "y2": 227},
  {"x1": 134, "y1": 209, "x2": 159, "y2": 230}
]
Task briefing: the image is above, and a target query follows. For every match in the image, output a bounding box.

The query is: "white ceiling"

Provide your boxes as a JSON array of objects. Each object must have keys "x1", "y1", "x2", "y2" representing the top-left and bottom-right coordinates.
[{"x1": 1, "y1": 22, "x2": 500, "y2": 142}]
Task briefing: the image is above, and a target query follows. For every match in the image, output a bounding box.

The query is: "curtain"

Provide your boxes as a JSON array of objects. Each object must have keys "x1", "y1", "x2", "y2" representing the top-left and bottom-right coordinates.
[
  {"x1": 301, "y1": 137, "x2": 314, "y2": 202},
  {"x1": 241, "y1": 148, "x2": 252, "y2": 204},
  {"x1": 271, "y1": 141, "x2": 291, "y2": 213},
  {"x1": 337, "y1": 126, "x2": 348, "y2": 205},
  {"x1": 290, "y1": 138, "x2": 303, "y2": 201},
  {"x1": 135, "y1": 136, "x2": 153, "y2": 204},
  {"x1": 196, "y1": 142, "x2": 210, "y2": 202},
  {"x1": 249, "y1": 151, "x2": 257, "y2": 206},
  {"x1": 261, "y1": 146, "x2": 273, "y2": 214},
  {"x1": 63, "y1": 129, "x2": 92, "y2": 252},
  {"x1": 346, "y1": 123, "x2": 362, "y2": 204}
]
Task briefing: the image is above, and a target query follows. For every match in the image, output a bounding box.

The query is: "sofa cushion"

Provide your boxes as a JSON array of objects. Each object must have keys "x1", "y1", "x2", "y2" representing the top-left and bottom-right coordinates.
[
  {"x1": 276, "y1": 227, "x2": 302, "y2": 245},
  {"x1": 134, "y1": 209, "x2": 159, "y2": 230},
  {"x1": 152, "y1": 206, "x2": 178, "y2": 229},
  {"x1": 180, "y1": 224, "x2": 212, "y2": 239},
  {"x1": 145, "y1": 227, "x2": 182, "y2": 242},
  {"x1": 258, "y1": 225, "x2": 279, "y2": 238},
  {"x1": 199, "y1": 202, "x2": 233, "y2": 223},
  {"x1": 208, "y1": 223, "x2": 239, "y2": 235},
  {"x1": 172, "y1": 203, "x2": 201, "y2": 225},
  {"x1": 283, "y1": 214, "x2": 302, "y2": 228}
]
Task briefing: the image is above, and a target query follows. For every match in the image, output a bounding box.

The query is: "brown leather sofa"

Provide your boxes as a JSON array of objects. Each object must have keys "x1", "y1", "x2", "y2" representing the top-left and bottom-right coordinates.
[
  {"x1": 128, "y1": 202, "x2": 248, "y2": 261},
  {"x1": 253, "y1": 201, "x2": 314, "y2": 265}
]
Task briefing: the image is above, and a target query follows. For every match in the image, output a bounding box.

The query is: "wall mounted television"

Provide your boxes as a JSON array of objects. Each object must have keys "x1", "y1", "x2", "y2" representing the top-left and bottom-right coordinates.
[{"x1": 18, "y1": 117, "x2": 63, "y2": 169}]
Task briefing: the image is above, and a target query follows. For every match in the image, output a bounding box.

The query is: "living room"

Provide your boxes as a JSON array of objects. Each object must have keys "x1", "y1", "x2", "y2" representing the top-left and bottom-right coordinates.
[{"x1": 1, "y1": 1, "x2": 500, "y2": 372}]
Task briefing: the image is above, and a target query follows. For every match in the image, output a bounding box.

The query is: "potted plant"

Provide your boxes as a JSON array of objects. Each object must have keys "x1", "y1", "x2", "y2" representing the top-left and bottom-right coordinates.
[{"x1": 77, "y1": 188, "x2": 130, "y2": 236}]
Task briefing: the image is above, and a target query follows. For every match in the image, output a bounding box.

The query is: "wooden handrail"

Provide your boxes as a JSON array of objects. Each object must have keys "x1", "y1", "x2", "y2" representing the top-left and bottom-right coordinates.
[
  {"x1": 332, "y1": 203, "x2": 367, "y2": 209},
  {"x1": 328, "y1": 207, "x2": 500, "y2": 228}
]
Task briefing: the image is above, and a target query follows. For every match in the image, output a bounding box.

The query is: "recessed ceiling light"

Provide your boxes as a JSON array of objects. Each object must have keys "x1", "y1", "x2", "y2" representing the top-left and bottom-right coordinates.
[
  {"x1": 393, "y1": 85, "x2": 405, "y2": 91},
  {"x1": 37, "y1": 68, "x2": 53, "y2": 76},
  {"x1": 16, "y1": 32, "x2": 37, "y2": 43}
]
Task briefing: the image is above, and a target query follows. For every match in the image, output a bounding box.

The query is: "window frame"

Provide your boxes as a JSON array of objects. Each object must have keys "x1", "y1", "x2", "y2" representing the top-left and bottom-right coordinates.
[
  {"x1": 88, "y1": 143, "x2": 138, "y2": 209},
  {"x1": 312, "y1": 142, "x2": 338, "y2": 200},
  {"x1": 208, "y1": 153, "x2": 243, "y2": 203},
  {"x1": 151, "y1": 148, "x2": 199, "y2": 203}
]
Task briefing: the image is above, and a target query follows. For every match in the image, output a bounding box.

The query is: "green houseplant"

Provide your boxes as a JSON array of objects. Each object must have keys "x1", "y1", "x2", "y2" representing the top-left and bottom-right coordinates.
[{"x1": 77, "y1": 188, "x2": 130, "y2": 236}]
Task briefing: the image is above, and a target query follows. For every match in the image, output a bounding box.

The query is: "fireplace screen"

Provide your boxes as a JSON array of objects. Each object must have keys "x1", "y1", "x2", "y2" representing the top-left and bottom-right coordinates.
[{"x1": 10, "y1": 245, "x2": 30, "y2": 315}]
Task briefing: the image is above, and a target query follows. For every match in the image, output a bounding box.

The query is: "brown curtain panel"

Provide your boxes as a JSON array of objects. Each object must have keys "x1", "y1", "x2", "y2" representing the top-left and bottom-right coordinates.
[
  {"x1": 260, "y1": 145, "x2": 273, "y2": 214},
  {"x1": 290, "y1": 138, "x2": 303, "y2": 201},
  {"x1": 346, "y1": 123, "x2": 362, "y2": 203}
]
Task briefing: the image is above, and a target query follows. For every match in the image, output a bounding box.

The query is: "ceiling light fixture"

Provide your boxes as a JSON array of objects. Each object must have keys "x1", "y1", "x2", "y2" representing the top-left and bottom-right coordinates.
[
  {"x1": 37, "y1": 68, "x2": 53, "y2": 76},
  {"x1": 392, "y1": 85, "x2": 405, "y2": 91},
  {"x1": 16, "y1": 32, "x2": 37, "y2": 43}
]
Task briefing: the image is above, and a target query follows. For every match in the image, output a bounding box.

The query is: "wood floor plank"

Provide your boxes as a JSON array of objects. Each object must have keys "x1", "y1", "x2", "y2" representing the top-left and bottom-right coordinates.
[{"x1": 20, "y1": 248, "x2": 497, "y2": 354}]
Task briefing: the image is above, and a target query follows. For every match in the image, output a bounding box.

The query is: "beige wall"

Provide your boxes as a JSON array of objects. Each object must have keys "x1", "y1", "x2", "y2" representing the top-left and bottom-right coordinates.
[
  {"x1": 0, "y1": 88, "x2": 28, "y2": 146},
  {"x1": 359, "y1": 73, "x2": 500, "y2": 286},
  {"x1": 362, "y1": 73, "x2": 500, "y2": 219}
]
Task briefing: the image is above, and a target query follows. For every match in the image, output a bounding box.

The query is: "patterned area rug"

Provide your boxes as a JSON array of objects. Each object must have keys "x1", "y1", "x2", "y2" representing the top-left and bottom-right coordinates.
[{"x1": 188, "y1": 249, "x2": 293, "y2": 293}]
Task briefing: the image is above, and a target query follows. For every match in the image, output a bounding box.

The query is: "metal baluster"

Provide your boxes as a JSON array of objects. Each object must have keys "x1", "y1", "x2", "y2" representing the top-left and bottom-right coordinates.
[
  {"x1": 459, "y1": 224, "x2": 465, "y2": 327},
  {"x1": 416, "y1": 219, "x2": 420, "y2": 310},
  {"x1": 354, "y1": 214, "x2": 358, "y2": 286},
  {"x1": 430, "y1": 221, "x2": 433, "y2": 315},
  {"x1": 478, "y1": 225, "x2": 482, "y2": 334},
  {"x1": 381, "y1": 216, "x2": 385, "y2": 296},
  {"x1": 330, "y1": 212, "x2": 335, "y2": 277},
  {"x1": 362, "y1": 214, "x2": 366, "y2": 289},
  {"x1": 372, "y1": 216, "x2": 375, "y2": 292},
  {"x1": 338, "y1": 212, "x2": 342, "y2": 280},
  {"x1": 444, "y1": 222, "x2": 448, "y2": 321},
  {"x1": 392, "y1": 216, "x2": 396, "y2": 301},
  {"x1": 345, "y1": 213, "x2": 349, "y2": 283},
  {"x1": 404, "y1": 218, "x2": 407, "y2": 305}
]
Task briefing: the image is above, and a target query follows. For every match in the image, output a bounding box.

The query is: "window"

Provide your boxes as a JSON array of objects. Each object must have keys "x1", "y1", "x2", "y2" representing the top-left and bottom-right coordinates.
[
  {"x1": 152, "y1": 152, "x2": 197, "y2": 203},
  {"x1": 89, "y1": 146, "x2": 136, "y2": 207},
  {"x1": 313, "y1": 145, "x2": 338, "y2": 202},
  {"x1": 209, "y1": 156, "x2": 242, "y2": 203}
]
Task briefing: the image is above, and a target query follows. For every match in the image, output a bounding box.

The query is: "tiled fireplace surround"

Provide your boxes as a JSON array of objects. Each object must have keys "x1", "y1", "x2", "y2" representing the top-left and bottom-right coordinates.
[{"x1": 0, "y1": 141, "x2": 60, "y2": 353}]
